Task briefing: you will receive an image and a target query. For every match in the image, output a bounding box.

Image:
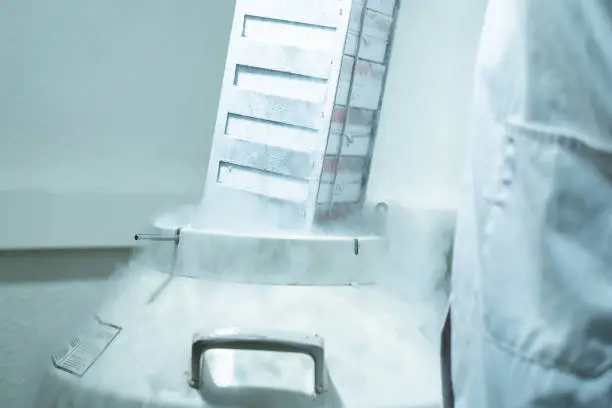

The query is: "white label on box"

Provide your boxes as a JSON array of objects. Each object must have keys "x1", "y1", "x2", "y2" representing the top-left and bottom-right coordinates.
[{"x1": 52, "y1": 316, "x2": 121, "y2": 377}]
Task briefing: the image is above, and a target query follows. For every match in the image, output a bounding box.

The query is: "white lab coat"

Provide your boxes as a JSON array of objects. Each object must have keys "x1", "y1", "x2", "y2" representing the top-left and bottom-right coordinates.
[{"x1": 451, "y1": 1, "x2": 612, "y2": 407}]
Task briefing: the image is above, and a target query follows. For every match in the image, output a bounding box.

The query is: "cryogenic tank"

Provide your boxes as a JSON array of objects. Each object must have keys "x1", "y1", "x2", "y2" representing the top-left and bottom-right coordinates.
[
  {"x1": 35, "y1": 208, "x2": 442, "y2": 408},
  {"x1": 33, "y1": 0, "x2": 446, "y2": 407}
]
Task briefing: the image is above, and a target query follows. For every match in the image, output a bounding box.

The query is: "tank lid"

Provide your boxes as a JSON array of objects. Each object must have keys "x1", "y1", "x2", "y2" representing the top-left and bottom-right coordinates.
[{"x1": 175, "y1": 227, "x2": 386, "y2": 285}]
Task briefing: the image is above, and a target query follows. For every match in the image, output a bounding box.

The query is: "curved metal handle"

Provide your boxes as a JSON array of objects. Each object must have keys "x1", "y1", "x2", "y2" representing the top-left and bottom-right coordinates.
[{"x1": 190, "y1": 328, "x2": 327, "y2": 394}]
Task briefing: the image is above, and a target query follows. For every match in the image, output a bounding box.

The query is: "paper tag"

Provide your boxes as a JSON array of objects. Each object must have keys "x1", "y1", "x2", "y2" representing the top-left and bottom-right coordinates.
[{"x1": 52, "y1": 316, "x2": 122, "y2": 377}]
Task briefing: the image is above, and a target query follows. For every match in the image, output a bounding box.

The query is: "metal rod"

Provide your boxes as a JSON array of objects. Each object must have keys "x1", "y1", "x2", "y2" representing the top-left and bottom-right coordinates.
[
  {"x1": 134, "y1": 229, "x2": 181, "y2": 243},
  {"x1": 137, "y1": 227, "x2": 182, "y2": 304},
  {"x1": 134, "y1": 234, "x2": 177, "y2": 242}
]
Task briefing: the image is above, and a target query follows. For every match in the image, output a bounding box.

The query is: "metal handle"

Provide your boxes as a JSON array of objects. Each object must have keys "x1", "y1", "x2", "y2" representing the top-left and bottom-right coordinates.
[{"x1": 190, "y1": 328, "x2": 327, "y2": 395}]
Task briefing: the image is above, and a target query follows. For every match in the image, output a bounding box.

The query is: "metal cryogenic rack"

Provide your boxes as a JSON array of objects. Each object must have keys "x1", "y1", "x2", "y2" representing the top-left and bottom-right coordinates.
[{"x1": 204, "y1": 0, "x2": 400, "y2": 230}]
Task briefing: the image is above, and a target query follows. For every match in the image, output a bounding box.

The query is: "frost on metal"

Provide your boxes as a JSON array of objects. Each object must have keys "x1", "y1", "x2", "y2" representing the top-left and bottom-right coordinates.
[{"x1": 204, "y1": 0, "x2": 399, "y2": 230}]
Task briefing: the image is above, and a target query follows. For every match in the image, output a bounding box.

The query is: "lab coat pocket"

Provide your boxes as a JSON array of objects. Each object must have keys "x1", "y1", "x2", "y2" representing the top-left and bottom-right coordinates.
[{"x1": 480, "y1": 124, "x2": 612, "y2": 378}]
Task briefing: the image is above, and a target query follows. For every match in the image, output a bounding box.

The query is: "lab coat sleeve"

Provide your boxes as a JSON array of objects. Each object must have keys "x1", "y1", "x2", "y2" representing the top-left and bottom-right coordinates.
[{"x1": 450, "y1": 1, "x2": 612, "y2": 407}]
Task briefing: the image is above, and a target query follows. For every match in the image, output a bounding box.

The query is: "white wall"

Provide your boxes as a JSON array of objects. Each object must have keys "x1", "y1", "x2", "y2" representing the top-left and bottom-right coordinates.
[
  {"x1": 0, "y1": 0, "x2": 235, "y2": 249},
  {"x1": 0, "y1": 2, "x2": 234, "y2": 407},
  {"x1": 368, "y1": 0, "x2": 487, "y2": 210}
]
